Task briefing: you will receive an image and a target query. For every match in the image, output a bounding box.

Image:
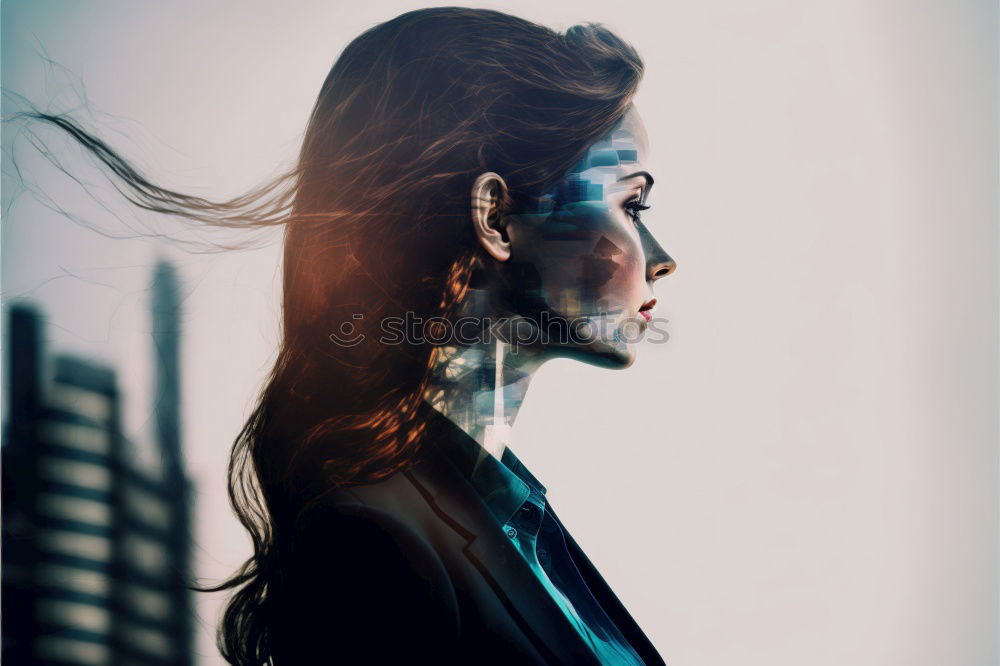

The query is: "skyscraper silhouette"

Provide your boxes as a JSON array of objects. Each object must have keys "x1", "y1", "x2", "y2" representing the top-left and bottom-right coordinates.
[{"x1": 2, "y1": 261, "x2": 194, "y2": 665}]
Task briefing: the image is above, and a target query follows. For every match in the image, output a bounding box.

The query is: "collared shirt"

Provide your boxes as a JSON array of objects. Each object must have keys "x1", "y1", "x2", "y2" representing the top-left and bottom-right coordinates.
[{"x1": 434, "y1": 421, "x2": 645, "y2": 666}]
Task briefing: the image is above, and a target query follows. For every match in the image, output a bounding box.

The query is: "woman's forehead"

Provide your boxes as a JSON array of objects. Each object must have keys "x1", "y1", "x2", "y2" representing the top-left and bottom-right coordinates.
[
  {"x1": 617, "y1": 106, "x2": 648, "y2": 147},
  {"x1": 518, "y1": 108, "x2": 651, "y2": 213},
  {"x1": 607, "y1": 106, "x2": 649, "y2": 161},
  {"x1": 554, "y1": 112, "x2": 649, "y2": 199},
  {"x1": 569, "y1": 107, "x2": 649, "y2": 172}
]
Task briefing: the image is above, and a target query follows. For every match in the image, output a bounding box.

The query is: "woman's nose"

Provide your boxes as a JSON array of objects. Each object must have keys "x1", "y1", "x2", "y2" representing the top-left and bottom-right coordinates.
[
  {"x1": 649, "y1": 254, "x2": 676, "y2": 281},
  {"x1": 639, "y1": 225, "x2": 676, "y2": 281}
]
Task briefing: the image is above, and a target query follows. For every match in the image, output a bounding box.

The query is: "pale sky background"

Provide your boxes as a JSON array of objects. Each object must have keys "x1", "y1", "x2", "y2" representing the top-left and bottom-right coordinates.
[{"x1": 2, "y1": 2, "x2": 997, "y2": 665}]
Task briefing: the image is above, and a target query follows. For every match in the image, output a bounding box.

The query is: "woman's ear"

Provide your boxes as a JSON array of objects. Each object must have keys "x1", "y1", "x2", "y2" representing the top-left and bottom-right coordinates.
[{"x1": 471, "y1": 172, "x2": 511, "y2": 262}]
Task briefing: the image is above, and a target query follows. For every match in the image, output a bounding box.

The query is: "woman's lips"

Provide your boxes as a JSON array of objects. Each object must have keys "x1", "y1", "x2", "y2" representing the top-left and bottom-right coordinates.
[{"x1": 639, "y1": 297, "x2": 657, "y2": 322}]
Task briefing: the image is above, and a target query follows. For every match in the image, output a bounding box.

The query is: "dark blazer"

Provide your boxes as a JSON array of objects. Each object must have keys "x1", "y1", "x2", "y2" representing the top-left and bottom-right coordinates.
[{"x1": 270, "y1": 406, "x2": 665, "y2": 665}]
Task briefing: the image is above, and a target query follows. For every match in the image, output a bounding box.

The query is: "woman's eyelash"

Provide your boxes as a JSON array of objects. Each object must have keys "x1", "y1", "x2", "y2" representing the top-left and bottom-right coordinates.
[{"x1": 624, "y1": 200, "x2": 651, "y2": 223}]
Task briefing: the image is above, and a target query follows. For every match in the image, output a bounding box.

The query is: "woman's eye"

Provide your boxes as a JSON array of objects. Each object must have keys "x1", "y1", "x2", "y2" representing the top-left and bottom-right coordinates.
[{"x1": 624, "y1": 200, "x2": 650, "y2": 224}]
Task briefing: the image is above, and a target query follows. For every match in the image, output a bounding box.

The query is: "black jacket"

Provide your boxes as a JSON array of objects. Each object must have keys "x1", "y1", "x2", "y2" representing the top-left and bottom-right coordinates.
[{"x1": 270, "y1": 406, "x2": 665, "y2": 665}]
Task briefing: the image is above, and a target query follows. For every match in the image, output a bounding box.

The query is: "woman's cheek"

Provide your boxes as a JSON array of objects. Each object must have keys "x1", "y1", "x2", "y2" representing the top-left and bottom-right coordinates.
[
  {"x1": 595, "y1": 234, "x2": 646, "y2": 310},
  {"x1": 513, "y1": 213, "x2": 640, "y2": 316}
]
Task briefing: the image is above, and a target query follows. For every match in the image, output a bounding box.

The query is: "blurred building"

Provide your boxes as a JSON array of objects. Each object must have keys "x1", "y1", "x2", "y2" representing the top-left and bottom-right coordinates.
[{"x1": 2, "y1": 261, "x2": 194, "y2": 666}]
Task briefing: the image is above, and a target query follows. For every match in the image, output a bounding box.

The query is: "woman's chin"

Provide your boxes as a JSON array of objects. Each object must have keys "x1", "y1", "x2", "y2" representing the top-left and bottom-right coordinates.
[
  {"x1": 601, "y1": 343, "x2": 637, "y2": 369},
  {"x1": 551, "y1": 340, "x2": 637, "y2": 369}
]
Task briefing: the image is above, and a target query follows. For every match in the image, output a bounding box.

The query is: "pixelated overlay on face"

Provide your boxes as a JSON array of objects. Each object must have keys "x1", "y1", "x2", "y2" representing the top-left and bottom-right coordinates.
[{"x1": 501, "y1": 107, "x2": 661, "y2": 361}]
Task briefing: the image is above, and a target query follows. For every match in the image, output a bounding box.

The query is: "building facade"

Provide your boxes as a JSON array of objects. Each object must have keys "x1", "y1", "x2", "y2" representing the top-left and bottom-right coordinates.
[{"x1": 2, "y1": 261, "x2": 193, "y2": 666}]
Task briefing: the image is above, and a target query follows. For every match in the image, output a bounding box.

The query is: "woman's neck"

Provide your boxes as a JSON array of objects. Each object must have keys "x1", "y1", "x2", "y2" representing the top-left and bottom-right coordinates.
[{"x1": 423, "y1": 337, "x2": 541, "y2": 460}]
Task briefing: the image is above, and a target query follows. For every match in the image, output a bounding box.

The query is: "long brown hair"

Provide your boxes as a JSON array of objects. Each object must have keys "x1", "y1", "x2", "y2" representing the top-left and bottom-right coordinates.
[{"x1": 13, "y1": 7, "x2": 643, "y2": 664}]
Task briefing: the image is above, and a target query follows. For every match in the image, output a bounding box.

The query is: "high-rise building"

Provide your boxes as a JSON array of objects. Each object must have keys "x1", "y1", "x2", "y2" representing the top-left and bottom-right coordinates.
[{"x1": 2, "y1": 261, "x2": 194, "y2": 666}]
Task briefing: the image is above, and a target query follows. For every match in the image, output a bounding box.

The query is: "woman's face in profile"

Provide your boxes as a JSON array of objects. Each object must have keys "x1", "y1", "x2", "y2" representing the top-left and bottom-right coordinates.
[{"x1": 503, "y1": 106, "x2": 675, "y2": 367}]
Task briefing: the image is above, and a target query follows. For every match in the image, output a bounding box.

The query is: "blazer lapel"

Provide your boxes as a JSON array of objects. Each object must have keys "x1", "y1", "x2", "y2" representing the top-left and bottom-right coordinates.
[
  {"x1": 547, "y1": 504, "x2": 666, "y2": 666},
  {"x1": 406, "y1": 439, "x2": 602, "y2": 665}
]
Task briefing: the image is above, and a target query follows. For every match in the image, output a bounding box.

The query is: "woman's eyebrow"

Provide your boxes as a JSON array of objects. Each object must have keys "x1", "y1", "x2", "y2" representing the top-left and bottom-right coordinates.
[{"x1": 617, "y1": 170, "x2": 654, "y2": 188}]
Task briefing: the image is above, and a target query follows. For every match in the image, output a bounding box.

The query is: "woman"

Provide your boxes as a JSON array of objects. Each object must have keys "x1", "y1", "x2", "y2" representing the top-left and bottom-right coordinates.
[{"x1": 22, "y1": 7, "x2": 675, "y2": 664}]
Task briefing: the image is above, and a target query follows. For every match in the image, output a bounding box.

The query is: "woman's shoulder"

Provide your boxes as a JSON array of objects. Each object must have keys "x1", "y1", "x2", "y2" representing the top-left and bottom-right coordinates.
[
  {"x1": 299, "y1": 442, "x2": 467, "y2": 532},
  {"x1": 271, "y1": 491, "x2": 461, "y2": 662},
  {"x1": 291, "y1": 494, "x2": 436, "y2": 566},
  {"x1": 286, "y1": 439, "x2": 474, "y2": 581},
  {"x1": 287, "y1": 457, "x2": 465, "y2": 583}
]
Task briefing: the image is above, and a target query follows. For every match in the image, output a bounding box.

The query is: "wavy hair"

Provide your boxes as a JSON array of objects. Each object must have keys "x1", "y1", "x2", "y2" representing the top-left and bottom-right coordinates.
[{"x1": 13, "y1": 7, "x2": 644, "y2": 664}]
